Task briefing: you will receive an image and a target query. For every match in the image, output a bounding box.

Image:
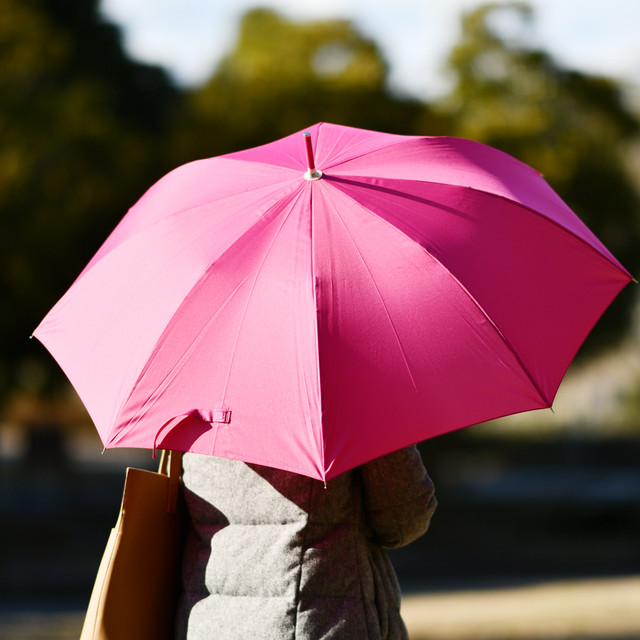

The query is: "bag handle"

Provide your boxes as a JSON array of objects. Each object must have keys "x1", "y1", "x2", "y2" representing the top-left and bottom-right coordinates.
[{"x1": 158, "y1": 450, "x2": 184, "y2": 515}]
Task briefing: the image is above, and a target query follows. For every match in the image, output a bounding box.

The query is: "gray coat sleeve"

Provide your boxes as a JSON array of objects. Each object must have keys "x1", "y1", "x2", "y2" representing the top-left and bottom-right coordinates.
[{"x1": 358, "y1": 445, "x2": 437, "y2": 549}]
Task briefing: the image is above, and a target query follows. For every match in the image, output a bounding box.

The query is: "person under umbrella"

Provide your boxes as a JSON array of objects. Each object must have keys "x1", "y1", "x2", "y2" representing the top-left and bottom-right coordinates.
[{"x1": 176, "y1": 447, "x2": 436, "y2": 639}]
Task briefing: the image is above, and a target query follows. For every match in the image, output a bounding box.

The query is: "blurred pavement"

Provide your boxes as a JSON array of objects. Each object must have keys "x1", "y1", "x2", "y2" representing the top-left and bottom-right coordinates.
[{"x1": 0, "y1": 575, "x2": 638, "y2": 640}]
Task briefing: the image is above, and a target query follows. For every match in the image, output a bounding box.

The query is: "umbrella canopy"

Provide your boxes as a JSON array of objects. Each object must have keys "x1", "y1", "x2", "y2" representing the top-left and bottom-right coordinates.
[{"x1": 34, "y1": 122, "x2": 632, "y2": 481}]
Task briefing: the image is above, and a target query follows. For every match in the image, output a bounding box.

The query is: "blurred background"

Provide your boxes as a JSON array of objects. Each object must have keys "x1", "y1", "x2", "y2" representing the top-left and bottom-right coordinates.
[{"x1": 1, "y1": 0, "x2": 639, "y2": 638}]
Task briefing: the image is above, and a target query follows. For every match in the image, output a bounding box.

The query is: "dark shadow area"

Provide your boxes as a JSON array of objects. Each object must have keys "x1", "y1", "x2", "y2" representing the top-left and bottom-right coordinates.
[
  {"x1": 391, "y1": 430, "x2": 640, "y2": 593},
  {"x1": 0, "y1": 424, "x2": 156, "y2": 608},
  {"x1": 2, "y1": 424, "x2": 639, "y2": 609}
]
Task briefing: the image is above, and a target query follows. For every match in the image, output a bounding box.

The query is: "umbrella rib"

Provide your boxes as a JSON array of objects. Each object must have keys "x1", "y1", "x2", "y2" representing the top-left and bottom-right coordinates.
[
  {"x1": 308, "y1": 185, "x2": 326, "y2": 479},
  {"x1": 445, "y1": 274, "x2": 554, "y2": 408},
  {"x1": 107, "y1": 277, "x2": 249, "y2": 444},
  {"x1": 325, "y1": 176, "x2": 557, "y2": 407},
  {"x1": 327, "y1": 174, "x2": 629, "y2": 275},
  {"x1": 217, "y1": 190, "x2": 308, "y2": 407},
  {"x1": 322, "y1": 195, "x2": 419, "y2": 393},
  {"x1": 81, "y1": 175, "x2": 301, "y2": 284}
]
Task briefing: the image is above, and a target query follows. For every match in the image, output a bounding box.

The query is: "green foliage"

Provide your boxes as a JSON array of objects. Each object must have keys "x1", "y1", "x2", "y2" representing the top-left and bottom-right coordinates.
[
  {"x1": 218, "y1": 8, "x2": 387, "y2": 90},
  {"x1": 0, "y1": 0, "x2": 180, "y2": 396},
  {"x1": 176, "y1": 8, "x2": 442, "y2": 161}
]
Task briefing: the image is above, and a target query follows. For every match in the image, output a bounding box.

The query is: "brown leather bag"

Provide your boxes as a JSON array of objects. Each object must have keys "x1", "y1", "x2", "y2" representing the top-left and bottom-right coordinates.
[{"x1": 80, "y1": 450, "x2": 188, "y2": 640}]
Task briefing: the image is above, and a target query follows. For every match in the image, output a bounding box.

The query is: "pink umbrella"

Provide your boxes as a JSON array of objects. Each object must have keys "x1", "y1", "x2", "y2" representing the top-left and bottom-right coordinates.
[{"x1": 34, "y1": 123, "x2": 632, "y2": 481}]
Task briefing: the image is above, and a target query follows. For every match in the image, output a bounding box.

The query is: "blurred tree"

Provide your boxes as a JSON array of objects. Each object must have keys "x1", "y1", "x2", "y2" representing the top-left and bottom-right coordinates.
[
  {"x1": 0, "y1": 0, "x2": 180, "y2": 399},
  {"x1": 176, "y1": 8, "x2": 446, "y2": 161},
  {"x1": 441, "y1": 1, "x2": 640, "y2": 348}
]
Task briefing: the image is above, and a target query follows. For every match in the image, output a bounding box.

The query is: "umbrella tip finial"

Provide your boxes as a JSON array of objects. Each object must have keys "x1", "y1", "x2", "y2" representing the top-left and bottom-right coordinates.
[{"x1": 303, "y1": 132, "x2": 322, "y2": 181}]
